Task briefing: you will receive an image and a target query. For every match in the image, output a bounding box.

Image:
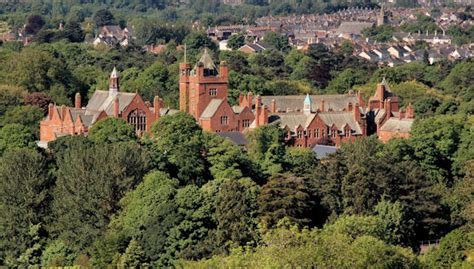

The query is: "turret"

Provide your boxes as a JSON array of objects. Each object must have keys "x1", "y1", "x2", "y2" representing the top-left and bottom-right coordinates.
[
  {"x1": 303, "y1": 94, "x2": 312, "y2": 114},
  {"x1": 110, "y1": 67, "x2": 119, "y2": 96}
]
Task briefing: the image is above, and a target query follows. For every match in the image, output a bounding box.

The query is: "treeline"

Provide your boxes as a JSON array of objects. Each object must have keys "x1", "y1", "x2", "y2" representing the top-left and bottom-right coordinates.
[
  {"x1": 0, "y1": 35, "x2": 472, "y2": 150},
  {"x1": 0, "y1": 108, "x2": 472, "y2": 267}
]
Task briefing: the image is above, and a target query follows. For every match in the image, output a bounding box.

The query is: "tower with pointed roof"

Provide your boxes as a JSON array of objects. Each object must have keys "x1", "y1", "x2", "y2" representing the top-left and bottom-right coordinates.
[
  {"x1": 303, "y1": 94, "x2": 312, "y2": 114},
  {"x1": 109, "y1": 67, "x2": 119, "y2": 96},
  {"x1": 179, "y1": 48, "x2": 229, "y2": 120},
  {"x1": 377, "y1": 4, "x2": 388, "y2": 27}
]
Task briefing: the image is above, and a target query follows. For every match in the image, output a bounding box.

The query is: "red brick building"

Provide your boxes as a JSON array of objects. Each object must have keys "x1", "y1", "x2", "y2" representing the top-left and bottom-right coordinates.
[
  {"x1": 179, "y1": 49, "x2": 256, "y2": 133},
  {"x1": 39, "y1": 68, "x2": 177, "y2": 145}
]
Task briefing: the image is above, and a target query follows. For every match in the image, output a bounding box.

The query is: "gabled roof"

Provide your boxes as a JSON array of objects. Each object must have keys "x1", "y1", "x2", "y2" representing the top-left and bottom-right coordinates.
[
  {"x1": 261, "y1": 94, "x2": 359, "y2": 113},
  {"x1": 85, "y1": 91, "x2": 137, "y2": 123},
  {"x1": 200, "y1": 99, "x2": 224, "y2": 119},
  {"x1": 380, "y1": 118, "x2": 414, "y2": 133},
  {"x1": 268, "y1": 113, "x2": 315, "y2": 131},
  {"x1": 336, "y1": 21, "x2": 373, "y2": 35},
  {"x1": 195, "y1": 49, "x2": 217, "y2": 72},
  {"x1": 217, "y1": 132, "x2": 248, "y2": 146},
  {"x1": 318, "y1": 111, "x2": 363, "y2": 134}
]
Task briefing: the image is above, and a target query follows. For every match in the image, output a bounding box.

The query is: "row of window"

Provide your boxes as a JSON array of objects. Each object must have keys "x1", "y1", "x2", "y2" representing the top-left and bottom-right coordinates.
[
  {"x1": 220, "y1": 117, "x2": 251, "y2": 128},
  {"x1": 296, "y1": 128, "x2": 352, "y2": 139}
]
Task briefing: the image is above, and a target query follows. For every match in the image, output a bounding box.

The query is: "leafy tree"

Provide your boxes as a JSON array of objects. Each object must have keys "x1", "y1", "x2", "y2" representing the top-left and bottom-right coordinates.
[
  {"x1": 0, "y1": 123, "x2": 35, "y2": 154},
  {"x1": 118, "y1": 240, "x2": 147, "y2": 268},
  {"x1": 0, "y1": 149, "x2": 49, "y2": 265},
  {"x1": 25, "y1": 15, "x2": 45, "y2": 35},
  {"x1": 438, "y1": 60, "x2": 474, "y2": 101},
  {"x1": 226, "y1": 33, "x2": 245, "y2": 50},
  {"x1": 41, "y1": 240, "x2": 76, "y2": 267},
  {"x1": 24, "y1": 92, "x2": 52, "y2": 114},
  {"x1": 247, "y1": 124, "x2": 287, "y2": 176},
  {"x1": 0, "y1": 105, "x2": 44, "y2": 137},
  {"x1": 326, "y1": 68, "x2": 368, "y2": 94},
  {"x1": 410, "y1": 114, "x2": 465, "y2": 184},
  {"x1": 151, "y1": 113, "x2": 207, "y2": 186},
  {"x1": 258, "y1": 173, "x2": 319, "y2": 228},
  {"x1": 283, "y1": 147, "x2": 318, "y2": 177},
  {"x1": 204, "y1": 132, "x2": 254, "y2": 180},
  {"x1": 88, "y1": 117, "x2": 136, "y2": 144},
  {"x1": 214, "y1": 178, "x2": 260, "y2": 253},
  {"x1": 52, "y1": 142, "x2": 148, "y2": 250},
  {"x1": 0, "y1": 85, "x2": 27, "y2": 116},
  {"x1": 63, "y1": 20, "x2": 85, "y2": 42},
  {"x1": 93, "y1": 9, "x2": 115, "y2": 28},
  {"x1": 422, "y1": 229, "x2": 474, "y2": 268},
  {"x1": 413, "y1": 95, "x2": 441, "y2": 116},
  {"x1": 263, "y1": 31, "x2": 290, "y2": 51}
]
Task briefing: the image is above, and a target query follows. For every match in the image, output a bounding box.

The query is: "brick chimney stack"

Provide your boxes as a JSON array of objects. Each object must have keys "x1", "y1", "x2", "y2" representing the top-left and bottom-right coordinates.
[
  {"x1": 113, "y1": 96, "x2": 119, "y2": 118},
  {"x1": 75, "y1": 92, "x2": 81, "y2": 109},
  {"x1": 48, "y1": 103, "x2": 54, "y2": 119},
  {"x1": 354, "y1": 103, "x2": 360, "y2": 122},
  {"x1": 347, "y1": 102, "x2": 353, "y2": 111},
  {"x1": 255, "y1": 95, "x2": 261, "y2": 127},
  {"x1": 320, "y1": 99, "x2": 325, "y2": 112},
  {"x1": 154, "y1": 96, "x2": 160, "y2": 121},
  {"x1": 247, "y1": 92, "x2": 253, "y2": 108},
  {"x1": 271, "y1": 99, "x2": 276, "y2": 113}
]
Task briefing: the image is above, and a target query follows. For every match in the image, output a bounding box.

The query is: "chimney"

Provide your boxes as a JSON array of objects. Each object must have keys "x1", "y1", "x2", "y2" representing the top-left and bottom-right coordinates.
[
  {"x1": 75, "y1": 92, "x2": 81, "y2": 109},
  {"x1": 347, "y1": 102, "x2": 353, "y2": 111},
  {"x1": 48, "y1": 103, "x2": 54, "y2": 120},
  {"x1": 255, "y1": 95, "x2": 261, "y2": 127},
  {"x1": 357, "y1": 91, "x2": 365, "y2": 107},
  {"x1": 386, "y1": 99, "x2": 392, "y2": 118},
  {"x1": 406, "y1": 102, "x2": 414, "y2": 119},
  {"x1": 271, "y1": 99, "x2": 276, "y2": 113},
  {"x1": 376, "y1": 83, "x2": 385, "y2": 101},
  {"x1": 113, "y1": 96, "x2": 119, "y2": 118},
  {"x1": 60, "y1": 105, "x2": 67, "y2": 121},
  {"x1": 354, "y1": 103, "x2": 360, "y2": 122},
  {"x1": 239, "y1": 93, "x2": 245, "y2": 106},
  {"x1": 261, "y1": 105, "x2": 269, "y2": 125},
  {"x1": 154, "y1": 96, "x2": 160, "y2": 121},
  {"x1": 219, "y1": 61, "x2": 228, "y2": 79},
  {"x1": 247, "y1": 92, "x2": 253, "y2": 108},
  {"x1": 320, "y1": 99, "x2": 325, "y2": 112}
]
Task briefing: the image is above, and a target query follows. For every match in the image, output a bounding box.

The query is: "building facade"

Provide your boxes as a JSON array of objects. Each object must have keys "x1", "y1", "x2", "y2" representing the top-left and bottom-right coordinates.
[{"x1": 39, "y1": 68, "x2": 176, "y2": 145}]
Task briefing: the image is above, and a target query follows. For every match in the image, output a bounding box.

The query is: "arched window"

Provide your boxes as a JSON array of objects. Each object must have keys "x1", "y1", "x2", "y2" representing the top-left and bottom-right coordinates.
[{"x1": 128, "y1": 109, "x2": 147, "y2": 132}]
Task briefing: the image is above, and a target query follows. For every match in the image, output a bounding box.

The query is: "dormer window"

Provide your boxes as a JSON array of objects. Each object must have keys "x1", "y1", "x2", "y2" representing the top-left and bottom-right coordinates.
[{"x1": 209, "y1": 88, "x2": 217, "y2": 96}]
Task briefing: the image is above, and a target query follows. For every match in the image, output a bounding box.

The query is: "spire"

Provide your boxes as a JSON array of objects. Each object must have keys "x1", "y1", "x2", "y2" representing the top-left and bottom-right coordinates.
[
  {"x1": 109, "y1": 67, "x2": 119, "y2": 96},
  {"x1": 303, "y1": 93, "x2": 312, "y2": 114},
  {"x1": 194, "y1": 48, "x2": 218, "y2": 76}
]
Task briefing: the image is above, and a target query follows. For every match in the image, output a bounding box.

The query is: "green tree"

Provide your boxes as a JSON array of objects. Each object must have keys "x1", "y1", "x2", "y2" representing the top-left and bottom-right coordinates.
[
  {"x1": 438, "y1": 60, "x2": 474, "y2": 101},
  {"x1": 258, "y1": 173, "x2": 318, "y2": 228},
  {"x1": 247, "y1": 124, "x2": 287, "y2": 176},
  {"x1": 226, "y1": 33, "x2": 245, "y2": 50},
  {"x1": 283, "y1": 147, "x2": 318, "y2": 177},
  {"x1": 0, "y1": 124, "x2": 35, "y2": 154},
  {"x1": 119, "y1": 240, "x2": 147, "y2": 268},
  {"x1": 0, "y1": 85, "x2": 27, "y2": 117},
  {"x1": 93, "y1": 9, "x2": 115, "y2": 28},
  {"x1": 422, "y1": 229, "x2": 474, "y2": 268},
  {"x1": 0, "y1": 149, "x2": 49, "y2": 265},
  {"x1": 52, "y1": 142, "x2": 148, "y2": 250},
  {"x1": 151, "y1": 113, "x2": 207, "y2": 186},
  {"x1": 214, "y1": 178, "x2": 260, "y2": 253},
  {"x1": 88, "y1": 117, "x2": 136, "y2": 144},
  {"x1": 0, "y1": 105, "x2": 44, "y2": 137},
  {"x1": 41, "y1": 240, "x2": 76, "y2": 267}
]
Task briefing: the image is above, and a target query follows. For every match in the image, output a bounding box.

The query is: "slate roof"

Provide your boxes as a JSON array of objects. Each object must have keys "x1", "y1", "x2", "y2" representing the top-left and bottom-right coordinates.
[
  {"x1": 195, "y1": 49, "x2": 218, "y2": 72},
  {"x1": 85, "y1": 91, "x2": 137, "y2": 118},
  {"x1": 268, "y1": 113, "x2": 315, "y2": 131},
  {"x1": 217, "y1": 132, "x2": 248, "y2": 146},
  {"x1": 380, "y1": 118, "x2": 414, "y2": 133},
  {"x1": 260, "y1": 94, "x2": 359, "y2": 113},
  {"x1": 200, "y1": 99, "x2": 224, "y2": 119},
  {"x1": 312, "y1": 144, "x2": 337, "y2": 159},
  {"x1": 318, "y1": 111, "x2": 363, "y2": 134},
  {"x1": 336, "y1": 22, "x2": 373, "y2": 35}
]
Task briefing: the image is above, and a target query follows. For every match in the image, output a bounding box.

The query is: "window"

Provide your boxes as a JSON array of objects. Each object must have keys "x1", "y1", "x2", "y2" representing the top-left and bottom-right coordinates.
[
  {"x1": 307, "y1": 129, "x2": 312, "y2": 138},
  {"x1": 209, "y1": 88, "x2": 217, "y2": 96},
  {"x1": 242, "y1": 119, "x2": 250, "y2": 128},
  {"x1": 331, "y1": 130, "x2": 337, "y2": 138},
  {"x1": 315, "y1": 129, "x2": 319, "y2": 138},
  {"x1": 297, "y1": 131, "x2": 303, "y2": 139},
  {"x1": 128, "y1": 109, "x2": 147, "y2": 132},
  {"x1": 220, "y1": 115, "x2": 228, "y2": 125},
  {"x1": 345, "y1": 130, "x2": 351, "y2": 138}
]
